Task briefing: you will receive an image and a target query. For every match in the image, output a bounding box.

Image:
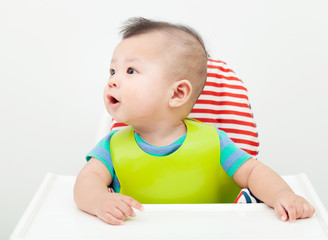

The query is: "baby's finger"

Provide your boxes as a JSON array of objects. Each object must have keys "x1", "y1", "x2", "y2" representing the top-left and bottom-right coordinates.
[
  {"x1": 295, "y1": 200, "x2": 304, "y2": 219},
  {"x1": 301, "y1": 202, "x2": 315, "y2": 219},
  {"x1": 117, "y1": 201, "x2": 137, "y2": 217},
  {"x1": 108, "y1": 207, "x2": 126, "y2": 221},
  {"x1": 98, "y1": 211, "x2": 124, "y2": 225},
  {"x1": 284, "y1": 202, "x2": 297, "y2": 223},
  {"x1": 121, "y1": 195, "x2": 144, "y2": 212},
  {"x1": 275, "y1": 203, "x2": 288, "y2": 222}
]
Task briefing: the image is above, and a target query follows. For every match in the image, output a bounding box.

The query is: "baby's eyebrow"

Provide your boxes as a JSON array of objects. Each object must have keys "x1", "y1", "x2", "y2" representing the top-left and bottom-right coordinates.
[
  {"x1": 125, "y1": 57, "x2": 141, "y2": 64},
  {"x1": 110, "y1": 57, "x2": 141, "y2": 65}
]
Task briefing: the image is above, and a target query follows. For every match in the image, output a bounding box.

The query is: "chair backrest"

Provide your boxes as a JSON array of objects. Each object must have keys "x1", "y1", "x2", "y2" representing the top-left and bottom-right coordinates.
[{"x1": 98, "y1": 58, "x2": 259, "y2": 157}]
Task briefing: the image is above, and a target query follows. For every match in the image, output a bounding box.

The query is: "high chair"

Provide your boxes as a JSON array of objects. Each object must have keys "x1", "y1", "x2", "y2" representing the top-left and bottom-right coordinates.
[{"x1": 11, "y1": 59, "x2": 328, "y2": 240}]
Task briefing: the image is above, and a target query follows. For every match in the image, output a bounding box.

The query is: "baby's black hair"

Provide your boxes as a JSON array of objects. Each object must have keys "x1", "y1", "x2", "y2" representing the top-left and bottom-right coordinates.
[{"x1": 120, "y1": 17, "x2": 209, "y2": 58}]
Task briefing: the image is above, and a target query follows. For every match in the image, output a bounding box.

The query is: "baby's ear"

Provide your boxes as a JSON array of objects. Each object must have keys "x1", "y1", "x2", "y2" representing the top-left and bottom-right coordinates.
[{"x1": 168, "y1": 79, "x2": 192, "y2": 108}]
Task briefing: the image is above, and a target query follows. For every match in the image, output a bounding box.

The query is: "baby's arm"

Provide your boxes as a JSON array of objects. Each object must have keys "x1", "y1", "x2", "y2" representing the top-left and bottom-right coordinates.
[
  {"x1": 74, "y1": 157, "x2": 144, "y2": 225},
  {"x1": 233, "y1": 158, "x2": 315, "y2": 222}
]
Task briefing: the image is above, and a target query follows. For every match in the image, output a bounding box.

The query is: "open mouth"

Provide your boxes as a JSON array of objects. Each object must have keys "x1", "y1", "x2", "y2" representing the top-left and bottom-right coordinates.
[{"x1": 108, "y1": 95, "x2": 119, "y2": 105}]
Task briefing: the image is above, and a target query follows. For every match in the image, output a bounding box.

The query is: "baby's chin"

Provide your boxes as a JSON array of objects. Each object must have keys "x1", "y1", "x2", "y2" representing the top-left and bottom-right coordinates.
[{"x1": 105, "y1": 109, "x2": 119, "y2": 122}]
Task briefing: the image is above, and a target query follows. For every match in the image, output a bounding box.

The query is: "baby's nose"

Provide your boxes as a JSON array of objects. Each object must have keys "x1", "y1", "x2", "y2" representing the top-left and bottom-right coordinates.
[{"x1": 108, "y1": 78, "x2": 118, "y2": 88}]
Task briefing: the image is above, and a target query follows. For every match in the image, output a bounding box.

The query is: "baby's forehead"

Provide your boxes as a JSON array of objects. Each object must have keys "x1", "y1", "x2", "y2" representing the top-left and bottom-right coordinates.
[
  {"x1": 112, "y1": 32, "x2": 174, "y2": 60},
  {"x1": 117, "y1": 31, "x2": 166, "y2": 50}
]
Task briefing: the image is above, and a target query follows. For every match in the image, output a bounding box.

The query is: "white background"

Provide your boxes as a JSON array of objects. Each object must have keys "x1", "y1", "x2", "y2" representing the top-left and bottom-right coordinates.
[{"x1": 1, "y1": 0, "x2": 328, "y2": 238}]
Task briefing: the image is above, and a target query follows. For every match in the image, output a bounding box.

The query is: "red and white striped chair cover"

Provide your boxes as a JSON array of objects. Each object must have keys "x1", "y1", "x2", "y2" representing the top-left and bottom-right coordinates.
[{"x1": 109, "y1": 58, "x2": 259, "y2": 157}]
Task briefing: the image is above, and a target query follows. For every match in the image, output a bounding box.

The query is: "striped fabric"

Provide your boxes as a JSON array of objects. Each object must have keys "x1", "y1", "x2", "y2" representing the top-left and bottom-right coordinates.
[
  {"x1": 110, "y1": 58, "x2": 259, "y2": 157},
  {"x1": 234, "y1": 188, "x2": 262, "y2": 204}
]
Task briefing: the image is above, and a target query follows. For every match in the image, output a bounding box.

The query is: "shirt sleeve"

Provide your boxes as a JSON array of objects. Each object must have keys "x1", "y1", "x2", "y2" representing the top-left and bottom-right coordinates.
[
  {"x1": 217, "y1": 128, "x2": 252, "y2": 177},
  {"x1": 86, "y1": 130, "x2": 121, "y2": 192}
]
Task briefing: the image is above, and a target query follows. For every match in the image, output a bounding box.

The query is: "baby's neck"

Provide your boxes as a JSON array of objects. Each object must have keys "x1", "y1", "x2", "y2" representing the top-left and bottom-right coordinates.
[{"x1": 133, "y1": 120, "x2": 186, "y2": 147}]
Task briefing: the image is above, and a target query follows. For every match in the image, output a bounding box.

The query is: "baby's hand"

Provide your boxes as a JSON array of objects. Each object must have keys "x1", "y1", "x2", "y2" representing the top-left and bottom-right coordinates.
[
  {"x1": 273, "y1": 191, "x2": 315, "y2": 222},
  {"x1": 95, "y1": 192, "x2": 144, "y2": 225}
]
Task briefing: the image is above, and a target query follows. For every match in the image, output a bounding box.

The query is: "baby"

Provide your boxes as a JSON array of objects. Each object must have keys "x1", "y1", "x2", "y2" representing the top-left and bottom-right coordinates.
[{"x1": 74, "y1": 17, "x2": 315, "y2": 225}]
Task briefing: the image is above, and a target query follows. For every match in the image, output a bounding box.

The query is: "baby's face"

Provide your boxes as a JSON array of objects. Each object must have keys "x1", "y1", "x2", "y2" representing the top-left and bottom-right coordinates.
[{"x1": 104, "y1": 32, "x2": 173, "y2": 127}]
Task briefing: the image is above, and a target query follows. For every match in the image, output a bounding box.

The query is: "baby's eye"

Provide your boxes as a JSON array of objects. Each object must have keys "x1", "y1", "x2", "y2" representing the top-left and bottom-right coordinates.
[
  {"x1": 110, "y1": 69, "x2": 115, "y2": 76},
  {"x1": 127, "y1": 67, "x2": 137, "y2": 74}
]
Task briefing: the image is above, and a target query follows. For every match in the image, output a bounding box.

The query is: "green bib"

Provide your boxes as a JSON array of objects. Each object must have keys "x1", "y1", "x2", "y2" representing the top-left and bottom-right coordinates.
[{"x1": 110, "y1": 119, "x2": 240, "y2": 203}]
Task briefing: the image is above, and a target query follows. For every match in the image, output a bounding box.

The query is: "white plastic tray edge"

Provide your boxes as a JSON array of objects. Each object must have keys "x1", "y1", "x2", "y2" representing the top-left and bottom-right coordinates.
[
  {"x1": 10, "y1": 173, "x2": 328, "y2": 240},
  {"x1": 10, "y1": 173, "x2": 56, "y2": 240},
  {"x1": 298, "y1": 173, "x2": 328, "y2": 235}
]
